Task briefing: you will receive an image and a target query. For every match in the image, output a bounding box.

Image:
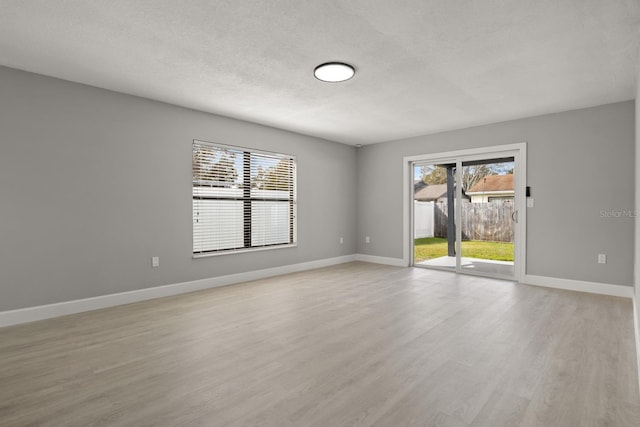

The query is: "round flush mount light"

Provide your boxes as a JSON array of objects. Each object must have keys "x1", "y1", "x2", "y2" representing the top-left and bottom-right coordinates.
[{"x1": 314, "y1": 62, "x2": 355, "y2": 82}]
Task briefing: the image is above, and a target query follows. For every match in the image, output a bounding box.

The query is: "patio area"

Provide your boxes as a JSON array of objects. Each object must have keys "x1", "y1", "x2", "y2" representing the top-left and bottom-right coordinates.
[{"x1": 416, "y1": 256, "x2": 514, "y2": 277}]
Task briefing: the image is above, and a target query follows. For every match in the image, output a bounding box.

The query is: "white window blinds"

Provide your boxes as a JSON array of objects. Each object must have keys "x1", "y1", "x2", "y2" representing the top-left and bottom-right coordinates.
[{"x1": 192, "y1": 140, "x2": 297, "y2": 256}]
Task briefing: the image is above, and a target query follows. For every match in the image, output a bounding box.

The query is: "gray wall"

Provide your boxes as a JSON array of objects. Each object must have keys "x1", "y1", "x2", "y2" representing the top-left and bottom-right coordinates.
[
  {"x1": 1, "y1": 65, "x2": 634, "y2": 313},
  {"x1": 0, "y1": 66, "x2": 357, "y2": 311},
  {"x1": 357, "y1": 101, "x2": 635, "y2": 287}
]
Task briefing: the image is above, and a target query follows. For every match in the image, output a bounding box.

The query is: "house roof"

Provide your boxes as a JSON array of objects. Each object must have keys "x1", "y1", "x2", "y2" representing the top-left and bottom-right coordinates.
[
  {"x1": 414, "y1": 183, "x2": 447, "y2": 201},
  {"x1": 467, "y1": 174, "x2": 514, "y2": 193}
]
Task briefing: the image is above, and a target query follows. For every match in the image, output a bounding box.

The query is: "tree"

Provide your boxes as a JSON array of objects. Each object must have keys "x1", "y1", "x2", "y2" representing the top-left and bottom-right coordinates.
[
  {"x1": 420, "y1": 165, "x2": 447, "y2": 185},
  {"x1": 461, "y1": 164, "x2": 491, "y2": 192},
  {"x1": 193, "y1": 146, "x2": 238, "y2": 186},
  {"x1": 420, "y1": 162, "x2": 513, "y2": 191},
  {"x1": 253, "y1": 159, "x2": 293, "y2": 191},
  {"x1": 252, "y1": 165, "x2": 267, "y2": 189}
]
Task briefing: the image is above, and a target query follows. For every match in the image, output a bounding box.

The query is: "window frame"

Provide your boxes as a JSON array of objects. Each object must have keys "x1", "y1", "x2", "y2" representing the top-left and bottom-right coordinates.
[{"x1": 192, "y1": 140, "x2": 297, "y2": 258}]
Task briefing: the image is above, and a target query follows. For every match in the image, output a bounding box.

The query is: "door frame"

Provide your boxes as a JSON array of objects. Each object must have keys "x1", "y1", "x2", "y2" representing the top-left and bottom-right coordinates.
[{"x1": 402, "y1": 142, "x2": 527, "y2": 282}]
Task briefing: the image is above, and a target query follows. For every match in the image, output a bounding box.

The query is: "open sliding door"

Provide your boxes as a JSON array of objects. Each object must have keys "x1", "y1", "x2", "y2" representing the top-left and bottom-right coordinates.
[
  {"x1": 412, "y1": 161, "x2": 458, "y2": 271},
  {"x1": 407, "y1": 144, "x2": 526, "y2": 282}
]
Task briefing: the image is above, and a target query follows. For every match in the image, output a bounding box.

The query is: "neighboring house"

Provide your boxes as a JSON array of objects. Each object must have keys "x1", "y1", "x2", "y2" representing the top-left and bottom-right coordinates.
[
  {"x1": 466, "y1": 174, "x2": 514, "y2": 203},
  {"x1": 414, "y1": 182, "x2": 447, "y2": 202},
  {"x1": 414, "y1": 181, "x2": 469, "y2": 202}
]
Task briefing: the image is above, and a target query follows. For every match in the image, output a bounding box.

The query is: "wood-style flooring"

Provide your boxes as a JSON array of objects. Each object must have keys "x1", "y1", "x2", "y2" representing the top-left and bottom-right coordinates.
[{"x1": 1, "y1": 262, "x2": 639, "y2": 426}]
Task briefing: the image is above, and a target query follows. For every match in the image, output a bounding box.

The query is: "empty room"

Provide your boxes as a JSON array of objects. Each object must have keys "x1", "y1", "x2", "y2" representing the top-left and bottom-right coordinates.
[{"x1": 1, "y1": 1, "x2": 640, "y2": 426}]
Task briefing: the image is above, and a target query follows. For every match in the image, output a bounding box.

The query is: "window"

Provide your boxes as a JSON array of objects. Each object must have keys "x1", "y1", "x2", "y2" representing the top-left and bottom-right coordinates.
[
  {"x1": 192, "y1": 140, "x2": 297, "y2": 256},
  {"x1": 488, "y1": 196, "x2": 514, "y2": 204}
]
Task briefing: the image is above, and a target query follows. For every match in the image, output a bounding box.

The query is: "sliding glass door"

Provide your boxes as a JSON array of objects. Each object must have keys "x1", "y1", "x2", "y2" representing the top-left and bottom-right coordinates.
[{"x1": 409, "y1": 145, "x2": 525, "y2": 281}]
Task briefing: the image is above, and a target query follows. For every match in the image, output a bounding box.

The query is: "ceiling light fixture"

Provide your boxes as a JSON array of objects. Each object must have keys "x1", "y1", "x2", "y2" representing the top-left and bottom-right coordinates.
[{"x1": 314, "y1": 62, "x2": 355, "y2": 83}]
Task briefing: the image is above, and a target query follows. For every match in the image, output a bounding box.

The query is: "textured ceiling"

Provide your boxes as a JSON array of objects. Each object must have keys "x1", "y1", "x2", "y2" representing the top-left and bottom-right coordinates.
[{"x1": 0, "y1": 0, "x2": 638, "y2": 145}]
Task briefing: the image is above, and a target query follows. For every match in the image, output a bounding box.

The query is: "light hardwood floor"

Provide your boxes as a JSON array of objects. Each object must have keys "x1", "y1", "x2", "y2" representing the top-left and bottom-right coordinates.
[{"x1": 1, "y1": 262, "x2": 639, "y2": 426}]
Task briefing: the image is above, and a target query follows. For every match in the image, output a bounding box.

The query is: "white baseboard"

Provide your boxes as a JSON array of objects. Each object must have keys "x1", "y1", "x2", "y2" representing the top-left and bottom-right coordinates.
[
  {"x1": 524, "y1": 274, "x2": 634, "y2": 298},
  {"x1": 355, "y1": 254, "x2": 407, "y2": 267},
  {"x1": 5, "y1": 257, "x2": 629, "y2": 328},
  {"x1": 0, "y1": 254, "x2": 357, "y2": 328}
]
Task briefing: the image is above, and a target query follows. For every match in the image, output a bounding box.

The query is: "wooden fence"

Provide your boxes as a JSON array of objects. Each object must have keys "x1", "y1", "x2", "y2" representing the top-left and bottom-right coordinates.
[{"x1": 433, "y1": 202, "x2": 514, "y2": 242}]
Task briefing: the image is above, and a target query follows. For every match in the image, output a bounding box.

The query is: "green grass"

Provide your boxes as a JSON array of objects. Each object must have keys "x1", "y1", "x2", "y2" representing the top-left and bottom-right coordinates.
[{"x1": 414, "y1": 237, "x2": 514, "y2": 263}]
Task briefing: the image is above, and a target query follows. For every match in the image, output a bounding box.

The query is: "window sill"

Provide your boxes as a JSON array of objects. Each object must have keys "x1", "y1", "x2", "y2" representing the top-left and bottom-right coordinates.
[{"x1": 193, "y1": 243, "x2": 297, "y2": 259}]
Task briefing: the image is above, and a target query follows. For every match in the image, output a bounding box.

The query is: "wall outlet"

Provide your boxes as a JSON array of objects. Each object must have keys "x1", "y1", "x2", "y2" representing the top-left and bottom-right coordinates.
[
  {"x1": 152, "y1": 256, "x2": 160, "y2": 267},
  {"x1": 526, "y1": 198, "x2": 534, "y2": 208},
  {"x1": 597, "y1": 254, "x2": 606, "y2": 264},
  {"x1": 339, "y1": 237, "x2": 344, "y2": 244},
  {"x1": 365, "y1": 236, "x2": 370, "y2": 244}
]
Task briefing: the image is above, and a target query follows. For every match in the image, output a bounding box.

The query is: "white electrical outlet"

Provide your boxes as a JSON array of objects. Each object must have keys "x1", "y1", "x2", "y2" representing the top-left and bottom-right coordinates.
[
  {"x1": 597, "y1": 254, "x2": 606, "y2": 264},
  {"x1": 365, "y1": 236, "x2": 370, "y2": 244},
  {"x1": 527, "y1": 198, "x2": 534, "y2": 208},
  {"x1": 152, "y1": 256, "x2": 160, "y2": 267},
  {"x1": 339, "y1": 237, "x2": 344, "y2": 244}
]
